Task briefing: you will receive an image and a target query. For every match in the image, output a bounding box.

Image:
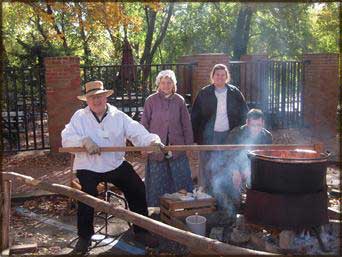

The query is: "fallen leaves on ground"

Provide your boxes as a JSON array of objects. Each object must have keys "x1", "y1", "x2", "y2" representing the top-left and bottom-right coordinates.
[{"x1": 10, "y1": 195, "x2": 75, "y2": 255}]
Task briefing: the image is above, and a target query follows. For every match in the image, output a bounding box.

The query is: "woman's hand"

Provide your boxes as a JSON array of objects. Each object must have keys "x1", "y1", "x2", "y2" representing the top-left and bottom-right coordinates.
[
  {"x1": 149, "y1": 140, "x2": 166, "y2": 154},
  {"x1": 186, "y1": 150, "x2": 193, "y2": 159},
  {"x1": 187, "y1": 143, "x2": 198, "y2": 160}
]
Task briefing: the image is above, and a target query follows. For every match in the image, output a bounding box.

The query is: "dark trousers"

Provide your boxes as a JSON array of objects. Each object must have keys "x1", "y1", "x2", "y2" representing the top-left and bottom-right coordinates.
[{"x1": 76, "y1": 161, "x2": 148, "y2": 239}]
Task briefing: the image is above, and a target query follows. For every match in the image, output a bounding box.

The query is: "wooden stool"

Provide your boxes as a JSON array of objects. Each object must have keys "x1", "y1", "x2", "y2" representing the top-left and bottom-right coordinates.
[
  {"x1": 66, "y1": 152, "x2": 133, "y2": 251},
  {"x1": 96, "y1": 181, "x2": 130, "y2": 237},
  {"x1": 68, "y1": 178, "x2": 131, "y2": 250},
  {"x1": 70, "y1": 177, "x2": 130, "y2": 231},
  {"x1": 68, "y1": 155, "x2": 130, "y2": 245}
]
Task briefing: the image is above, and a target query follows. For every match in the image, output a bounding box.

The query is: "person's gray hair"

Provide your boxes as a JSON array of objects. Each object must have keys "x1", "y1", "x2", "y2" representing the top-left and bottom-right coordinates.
[{"x1": 155, "y1": 70, "x2": 177, "y2": 93}]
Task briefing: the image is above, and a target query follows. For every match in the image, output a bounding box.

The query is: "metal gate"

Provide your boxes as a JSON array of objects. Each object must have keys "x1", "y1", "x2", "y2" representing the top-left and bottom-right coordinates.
[
  {"x1": 229, "y1": 60, "x2": 305, "y2": 129},
  {"x1": 80, "y1": 63, "x2": 196, "y2": 120},
  {"x1": 1, "y1": 60, "x2": 304, "y2": 152},
  {"x1": 2, "y1": 66, "x2": 49, "y2": 152}
]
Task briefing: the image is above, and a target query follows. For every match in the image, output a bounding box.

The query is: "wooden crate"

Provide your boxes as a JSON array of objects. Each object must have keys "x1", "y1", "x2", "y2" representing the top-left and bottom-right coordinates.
[{"x1": 160, "y1": 197, "x2": 216, "y2": 230}]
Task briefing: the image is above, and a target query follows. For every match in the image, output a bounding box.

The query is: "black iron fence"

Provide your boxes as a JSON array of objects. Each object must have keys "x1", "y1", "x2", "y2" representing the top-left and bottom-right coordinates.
[
  {"x1": 2, "y1": 66, "x2": 48, "y2": 152},
  {"x1": 1, "y1": 60, "x2": 305, "y2": 152},
  {"x1": 229, "y1": 60, "x2": 304, "y2": 129},
  {"x1": 80, "y1": 63, "x2": 196, "y2": 120}
]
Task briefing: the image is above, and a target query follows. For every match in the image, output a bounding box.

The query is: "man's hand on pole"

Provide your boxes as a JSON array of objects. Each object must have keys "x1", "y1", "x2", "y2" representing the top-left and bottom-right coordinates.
[{"x1": 82, "y1": 137, "x2": 101, "y2": 155}]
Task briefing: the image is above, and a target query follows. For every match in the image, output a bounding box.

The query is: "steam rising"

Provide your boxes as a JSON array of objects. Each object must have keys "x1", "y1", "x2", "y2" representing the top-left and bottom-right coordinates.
[
  {"x1": 205, "y1": 127, "x2": 265, "y2": 216},
  {"x1": 207, "y1": 149, "x2": 251, "y2": 217}
]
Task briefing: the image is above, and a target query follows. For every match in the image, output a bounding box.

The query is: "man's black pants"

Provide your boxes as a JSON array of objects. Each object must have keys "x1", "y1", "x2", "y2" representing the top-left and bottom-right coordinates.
[{"x1": 76, "y1": 161, "x2": 148, "y2": 239}]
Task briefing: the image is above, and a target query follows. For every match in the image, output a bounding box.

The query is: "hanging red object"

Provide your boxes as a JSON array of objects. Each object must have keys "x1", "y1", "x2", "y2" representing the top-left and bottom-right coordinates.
[{"x1": 120, "y1": 38, "x2": 137, "y2": 82}]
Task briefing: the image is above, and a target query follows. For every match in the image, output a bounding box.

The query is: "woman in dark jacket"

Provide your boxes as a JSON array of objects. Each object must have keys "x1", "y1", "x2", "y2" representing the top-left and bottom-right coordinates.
[{"x1": 191, "y1": 64, "x2": 248, "y2": 201}]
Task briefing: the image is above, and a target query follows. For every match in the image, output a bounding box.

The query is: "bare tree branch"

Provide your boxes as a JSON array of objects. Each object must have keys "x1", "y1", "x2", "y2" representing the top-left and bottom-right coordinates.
[{"x1": 35, "y1": 15, "x2": 51, "y2": 47}]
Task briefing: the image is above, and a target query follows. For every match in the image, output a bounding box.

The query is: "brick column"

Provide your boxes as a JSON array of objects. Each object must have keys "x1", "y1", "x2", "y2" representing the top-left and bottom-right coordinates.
[
  {"x1": 178, "y1": 53, "x2": 229, "y2": 102},
  {"x1": 302, "y1": 54, "x2": 339, "y2": 138},
  {"x1": 44, "y1": 57, "x2": 82, "y2": 153}
]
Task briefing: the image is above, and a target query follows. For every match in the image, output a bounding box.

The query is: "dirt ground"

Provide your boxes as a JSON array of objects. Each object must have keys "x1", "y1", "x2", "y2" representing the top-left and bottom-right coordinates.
[{"x1": 1, "y1": 128, "x2": 341, "y2": 255}]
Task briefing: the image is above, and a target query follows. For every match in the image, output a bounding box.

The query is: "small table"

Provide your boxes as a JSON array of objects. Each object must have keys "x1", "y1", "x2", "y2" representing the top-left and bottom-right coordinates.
[{"x1": 160, "y1": 196, "x2": 216, "y2": 230}]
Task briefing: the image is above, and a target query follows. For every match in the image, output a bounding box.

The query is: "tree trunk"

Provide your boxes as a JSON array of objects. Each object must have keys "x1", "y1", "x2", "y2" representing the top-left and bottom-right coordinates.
[
  {"x1": 140, "y1": 4, "x2": 174, "y2": 83},
  {"x1": 149, "y1": 3, "x2": 174, "y2": 64},
  {"x1": 2, "y1": 172, "x2": 271, "y2": 255},
  {"x1": 140, "y1": 7, "x2": 156, "y2": 83},
  {"x1": 76, "y1": 3, "x2": 91, "y2": 65},
  {"x1": 35, "y1": 15, "x2": 51, "y2": 48},
  {"x1": 232, "y1": 5, "x2": 254, "y2": 60},
  {"x1": 2, "y1": 47, "x2": 10, "y2": 67},
  {"x1": 140, "y1": 7, "x2": 156, "y2": 67}
]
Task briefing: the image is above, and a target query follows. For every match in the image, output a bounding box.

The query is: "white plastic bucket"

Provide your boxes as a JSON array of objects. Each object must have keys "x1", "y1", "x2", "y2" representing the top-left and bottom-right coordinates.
[{"x1": 186, "y1": 214, "x2": 206, "y2": 236}]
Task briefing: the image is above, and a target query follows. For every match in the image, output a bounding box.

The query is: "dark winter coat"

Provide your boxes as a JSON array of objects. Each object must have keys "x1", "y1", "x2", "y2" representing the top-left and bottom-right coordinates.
[{"x1": 191, "y1": 84, "x2": 249, "y2": 144}]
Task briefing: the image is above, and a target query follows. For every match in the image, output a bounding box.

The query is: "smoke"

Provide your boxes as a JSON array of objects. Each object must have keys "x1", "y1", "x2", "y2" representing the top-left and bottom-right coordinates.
[
  {"x1": 207, "y1": 149, "x2": 251, "y2": 217},
  {"x1": 206, "y1": 132, "x2": 265, "y2": 216}
]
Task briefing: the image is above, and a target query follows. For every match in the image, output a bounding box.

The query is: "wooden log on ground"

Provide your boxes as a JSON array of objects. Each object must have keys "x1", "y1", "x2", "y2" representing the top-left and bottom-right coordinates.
[
  {"x1": 10, "y1": 243, "x2": 38, "y2": 254},
  {"x1": 59, "y1": 143, "x2": 323, "y2": 153},
  {"x1": 1, "y1": 180, "x2": 11, "y2": 251},
  {"x1": 3, "y1": 172, "x2": 273, "y2": 255}
]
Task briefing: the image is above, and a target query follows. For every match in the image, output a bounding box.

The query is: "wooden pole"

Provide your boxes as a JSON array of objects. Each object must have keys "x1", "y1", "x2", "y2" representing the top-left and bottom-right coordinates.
[
  {"x1": 2, "y1": 172, "x2": 272, "y2": 255},
  {"x1": 1, "y1": 180, "x2": 11, "y2": 251},
  {"x1": 59, "y1": 144, "x2": 320, "y2": 153}
]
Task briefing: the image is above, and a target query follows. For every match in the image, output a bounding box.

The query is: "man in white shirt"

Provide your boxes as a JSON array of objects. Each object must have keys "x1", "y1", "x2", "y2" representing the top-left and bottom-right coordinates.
[{"x1": 61, "y1": 81, "x2": 162, "y2": 254}]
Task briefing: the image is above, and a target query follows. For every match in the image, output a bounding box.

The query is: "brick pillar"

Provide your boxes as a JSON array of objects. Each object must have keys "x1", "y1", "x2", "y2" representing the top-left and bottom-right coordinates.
[
  {"x1": 178, "y1": 53, "x2": 229, "y2": 102},
  {"x1": 303, "y1": 54, "x2": 339, "y2": 138},
  {"x1": 44, "y1": 57, "x2": 82, "y2": 153}
]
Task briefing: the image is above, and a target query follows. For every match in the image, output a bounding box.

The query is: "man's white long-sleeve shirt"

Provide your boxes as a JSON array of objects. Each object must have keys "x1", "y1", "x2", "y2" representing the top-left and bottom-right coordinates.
[{"x1": 61, "y1": 104, "x2": 160, "y2": 173}]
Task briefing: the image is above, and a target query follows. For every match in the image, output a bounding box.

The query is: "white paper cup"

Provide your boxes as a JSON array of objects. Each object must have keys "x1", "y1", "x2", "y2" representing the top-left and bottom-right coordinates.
[{"x1": 186, "y1": 214, "x2": 206, "y2": 236}]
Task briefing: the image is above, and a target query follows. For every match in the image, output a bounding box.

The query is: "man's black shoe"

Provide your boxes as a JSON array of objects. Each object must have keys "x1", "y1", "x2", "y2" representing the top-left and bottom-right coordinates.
[{"x1": 73, "y1": 237, "x2": 91, "y2": 255}]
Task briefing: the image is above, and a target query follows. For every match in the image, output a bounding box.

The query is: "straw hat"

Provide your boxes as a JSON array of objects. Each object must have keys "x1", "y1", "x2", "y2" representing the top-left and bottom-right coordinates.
[{"x1": 77, "y1": 81, "x2": 113, "y2": 101}]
